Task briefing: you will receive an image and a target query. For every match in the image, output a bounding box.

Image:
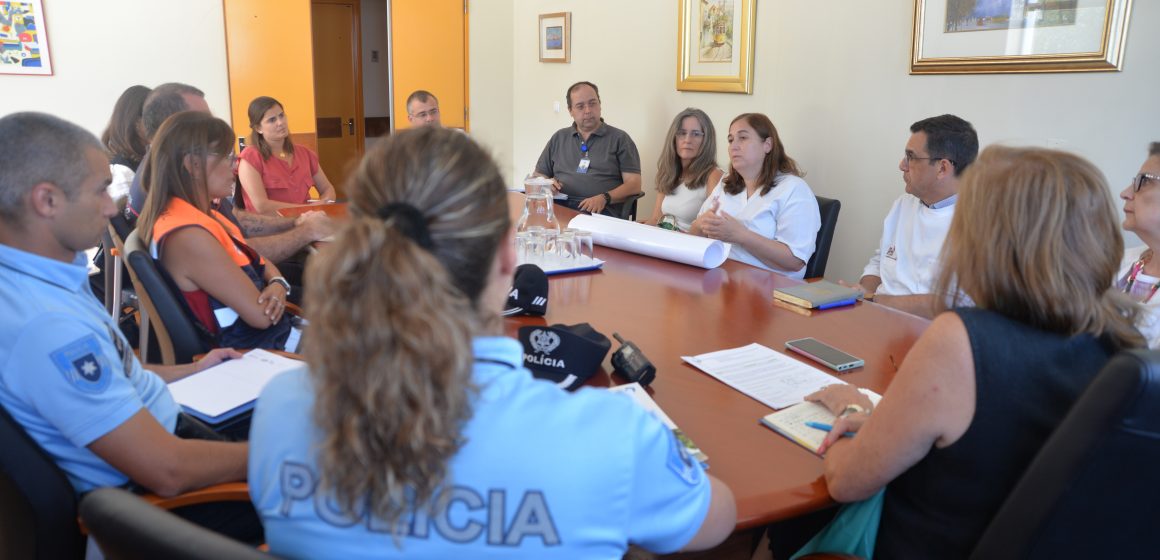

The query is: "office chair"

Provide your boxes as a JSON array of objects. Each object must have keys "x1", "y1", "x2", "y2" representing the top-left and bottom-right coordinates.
[
  {"x1": 1, "y1": 401, "x2": 252, "y2": 559},
  {"x1": 804, "y1": 196, "x2": 841, "y2": 279},
  {"x1": 80, "y1": 488, "x2": 273, "y2": 560},
  {"x1": 799, "y1": 349, "x2": 1160, "y2": 560},
  {"x1": 0, "y1": 403, "x2": 87, "y2": 559},
  {"x1": 614, "y1": 192, "x2": 646, "y2": 221},
  {"x1": 968, "y1": 349, "x2": 1160, "y2": 559},
  {"x1": 122, "y1": 230, "x2": 212, "y2": 365}
]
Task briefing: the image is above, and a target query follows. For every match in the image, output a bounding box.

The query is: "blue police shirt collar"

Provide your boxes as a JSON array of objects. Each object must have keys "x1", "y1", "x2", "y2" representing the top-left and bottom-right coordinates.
[
  {"x1": 0, "y1": 243, "x2": 89, "y2": 293},
  {"x1": 472, "y1": 337, "x2": 524, "y2": 381}
]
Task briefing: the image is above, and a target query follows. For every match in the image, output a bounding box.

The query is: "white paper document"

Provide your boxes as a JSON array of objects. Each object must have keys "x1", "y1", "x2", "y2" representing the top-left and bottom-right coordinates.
[
  {"x1": 167, "y1": 349, "x2": 304, "y2": 418},
  {"x1": 567, "y1": 213, "x2": 730, "y2": 269},
  {"x1": 681, "y1": 343, "x2": 848, "y2": 410}
]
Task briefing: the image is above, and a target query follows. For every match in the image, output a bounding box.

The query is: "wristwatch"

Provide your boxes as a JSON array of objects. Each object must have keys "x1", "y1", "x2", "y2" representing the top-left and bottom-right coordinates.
[
  {"x1": 839, "y1": 404, "x2": 868, "y2": 418},
  {"x1": 269, "y1": 276, "x2": 291, "y2": 297},
  {"x1": 601, "y1": 192, "x2": 612, "y2": 205}
]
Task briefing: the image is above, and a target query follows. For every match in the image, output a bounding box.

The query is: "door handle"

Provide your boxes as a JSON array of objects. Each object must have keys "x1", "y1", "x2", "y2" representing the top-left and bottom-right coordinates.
[{"x1": 347, "y1": 118, "x2": 354, "y2": 135}]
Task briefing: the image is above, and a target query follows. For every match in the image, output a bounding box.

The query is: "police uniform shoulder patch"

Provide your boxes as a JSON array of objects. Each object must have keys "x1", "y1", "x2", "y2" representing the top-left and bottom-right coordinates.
[
  {"x1": 665, "y1": 429, "x2": 702, "y2": 486},
  {"x1": 50, "y1": 335, "x2": 112, "y2": 393}
]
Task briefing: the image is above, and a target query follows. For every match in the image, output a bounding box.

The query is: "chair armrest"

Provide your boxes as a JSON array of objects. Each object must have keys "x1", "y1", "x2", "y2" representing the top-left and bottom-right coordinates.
[
  {"x1": 79, "y1": 482, "x2": 250, "y2": 534},
  {"x1": 144, "y1": 482, "x2": 251, "y2": 510}
]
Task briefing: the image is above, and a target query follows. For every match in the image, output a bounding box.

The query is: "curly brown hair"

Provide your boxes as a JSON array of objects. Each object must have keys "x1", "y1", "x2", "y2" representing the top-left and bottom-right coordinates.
[{"x1": 303, "y1": 126, "x2": 510, "y2": 534}]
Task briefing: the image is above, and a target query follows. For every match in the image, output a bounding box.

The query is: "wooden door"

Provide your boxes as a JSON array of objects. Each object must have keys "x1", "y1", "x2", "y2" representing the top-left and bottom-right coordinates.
[
  {"x1": 391, "y1": 0, "x2": 467, "y2": 131},
  {"x1": 311, "y1": 0, "x2": 363, "y2": 195},
  {"x1": 222, "y1": 0, "x2": 317, "y2": 158}
]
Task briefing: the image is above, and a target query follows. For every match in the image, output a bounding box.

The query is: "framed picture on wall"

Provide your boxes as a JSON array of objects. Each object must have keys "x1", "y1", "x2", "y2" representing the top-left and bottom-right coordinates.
[
  {"x1": 911, "y1": 0, "x2": 1133, "y2": 74},
  {"x1": 539, "y1": 12, "x2": 571, "y2": 63},
  {"x1": 0, "y1": 0, "x2": 53, "y2": 75},
  {"x1": 676, "y1": 0, "x2": 756, "y2": 94}
]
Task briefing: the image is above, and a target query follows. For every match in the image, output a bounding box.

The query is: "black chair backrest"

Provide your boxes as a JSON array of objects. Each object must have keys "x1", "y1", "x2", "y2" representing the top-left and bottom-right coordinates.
[
  {"x1": 80, "y1": 487, "x2": 272, "y2": 560},
  {"x1": 804, "y1": 196, "x2": 840, "y2": 279},
  {"x1": 0, "y1": 404, "x2": 84, "y2": 559},
  {"x1": 614, "y1": 192, "x2": 646, "y2": 221},
  {"x1": 970, "y1": 349, "x2": 1160, "y2": 559},
  {"x1": 123, "y1": 231, "x2": 211, "y2": 365}
]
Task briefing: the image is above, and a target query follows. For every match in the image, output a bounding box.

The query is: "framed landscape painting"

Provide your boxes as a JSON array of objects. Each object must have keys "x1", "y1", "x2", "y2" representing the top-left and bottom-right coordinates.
[
  {"x1": 539, "y1": 12, "x2": 571, "y2": 63},
  {"x1": 0, "y1": 0, "x2": 53, "y2": 76},
  {"x1": 911, "y1": 0, "x2": 1133, "y2": 74},
  {"x1": 676, "y1": 0, "x2": 756, "y2": 93}
]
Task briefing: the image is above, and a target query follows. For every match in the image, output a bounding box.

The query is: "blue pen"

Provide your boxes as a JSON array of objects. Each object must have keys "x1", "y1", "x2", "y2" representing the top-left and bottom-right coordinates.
[
  {"x1": 805, "y1": 421, "x2": 856, "y2": 438},
  {"x1": 817, "y1": 298, "x2": 858, "y2": 310}
]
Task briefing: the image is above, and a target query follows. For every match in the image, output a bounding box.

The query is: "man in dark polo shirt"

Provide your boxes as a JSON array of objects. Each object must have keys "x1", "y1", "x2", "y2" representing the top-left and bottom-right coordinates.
[{"x1": 534, "y1": 81, "x2": 642, "y2": 218}]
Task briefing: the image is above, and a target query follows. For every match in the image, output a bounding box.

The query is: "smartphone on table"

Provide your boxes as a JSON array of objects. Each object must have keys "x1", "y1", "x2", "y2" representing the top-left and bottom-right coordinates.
[{"x1": 784, "y1": 337, "x2": 864, "y2": 372}]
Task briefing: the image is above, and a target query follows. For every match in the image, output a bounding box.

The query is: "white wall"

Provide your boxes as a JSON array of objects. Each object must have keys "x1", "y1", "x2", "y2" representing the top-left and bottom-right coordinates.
[
  {"x1": 361, "y1": 0, "x2": 390, "y2": 118},
  {"x1": 468, "y1": 1, "x2": 515, "y2": 182},
  {"x1": 470, "y1": 0, "x2": 1160, "y2": 282},
  {"x1": 0, "y1": 0, "x2": 231, "y2": 135}
]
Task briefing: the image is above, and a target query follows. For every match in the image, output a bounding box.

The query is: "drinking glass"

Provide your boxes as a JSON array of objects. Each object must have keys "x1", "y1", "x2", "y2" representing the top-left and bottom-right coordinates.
[
  {"x1": 557, "y1": 231, "x2": 577, "y2": 265},
  {"x1": 574, "y1": 230, "x2": 594, "y2": 263}
]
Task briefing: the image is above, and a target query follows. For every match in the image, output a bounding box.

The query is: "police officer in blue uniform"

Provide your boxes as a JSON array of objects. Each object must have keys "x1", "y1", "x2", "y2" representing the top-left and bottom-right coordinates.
[
  {"x1": 249, "y1": 126, "x2": 737, "y2": 558},
  {"x1": 0, "y1": 112, "x2": 255, "y2": 538}
]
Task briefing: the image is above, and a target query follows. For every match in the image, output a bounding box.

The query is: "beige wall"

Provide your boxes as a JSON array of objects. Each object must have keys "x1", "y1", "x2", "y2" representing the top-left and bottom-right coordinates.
[
  {"x1": 0, "y1": 0, "x2": 231, "y2": 135},
  {"x1": 468, "y1": 1, "x2": 516, "y2": 182},
  {"x1": 470, "y1": 0, "x2": 1160, "y2": 282}
]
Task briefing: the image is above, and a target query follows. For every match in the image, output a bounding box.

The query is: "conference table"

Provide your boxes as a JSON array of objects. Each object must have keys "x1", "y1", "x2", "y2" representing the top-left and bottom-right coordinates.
[{"x1": 280, "y1": 195, "x2": 931, "y2": 531}]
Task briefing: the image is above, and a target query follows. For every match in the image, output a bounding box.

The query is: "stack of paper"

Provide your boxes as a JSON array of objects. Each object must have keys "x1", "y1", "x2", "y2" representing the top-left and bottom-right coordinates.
[{"x1": 167, "y1": 350, "x2": 304, "y2": 424}]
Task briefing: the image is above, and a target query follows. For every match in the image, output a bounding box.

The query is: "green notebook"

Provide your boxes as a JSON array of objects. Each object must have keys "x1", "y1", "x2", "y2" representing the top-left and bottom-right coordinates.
[{"x1": 773, "y1": 280, "x2": 861, "y2": 309}]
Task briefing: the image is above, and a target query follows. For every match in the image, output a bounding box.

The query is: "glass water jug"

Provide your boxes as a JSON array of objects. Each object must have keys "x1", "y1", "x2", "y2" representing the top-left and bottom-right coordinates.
[{"x1": 516, "y1": 177, "x2": 561, "y2": 234}]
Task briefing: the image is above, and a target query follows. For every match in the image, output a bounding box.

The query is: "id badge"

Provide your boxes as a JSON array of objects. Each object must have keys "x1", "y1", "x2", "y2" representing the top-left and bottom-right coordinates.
[{"x1": 576, "y1": 157, "x2": 591, "y2": 174}]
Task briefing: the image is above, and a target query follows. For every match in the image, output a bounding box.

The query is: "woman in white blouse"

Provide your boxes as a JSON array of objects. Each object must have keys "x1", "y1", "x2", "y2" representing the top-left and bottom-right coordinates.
[
  {"x1": 691, "y1": 113, "x2": 820, "y2": 278},
  {"x1": 643, "y1": 108, "x2": 723, "y2": 232},
  {"x1": 1117, "y1": 141, "x2": 1160, "y2": 347}
]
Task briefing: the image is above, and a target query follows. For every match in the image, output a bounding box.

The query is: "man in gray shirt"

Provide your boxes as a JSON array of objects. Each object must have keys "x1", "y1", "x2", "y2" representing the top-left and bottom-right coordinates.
[{"x1": 535, "y1": 81, "x2": 642, "y2": 217}]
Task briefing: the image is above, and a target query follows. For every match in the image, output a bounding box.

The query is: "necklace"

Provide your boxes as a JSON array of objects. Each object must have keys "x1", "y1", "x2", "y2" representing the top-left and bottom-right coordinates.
[{"x1": 1122, "y1": 249, "x2": 1160, "y2": 303}]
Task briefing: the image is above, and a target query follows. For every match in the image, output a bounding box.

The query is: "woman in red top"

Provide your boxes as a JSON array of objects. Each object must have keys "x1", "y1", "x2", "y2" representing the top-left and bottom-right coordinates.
[
  {"x1": 238, "y1": 96, "x2": 337, "y2": 214},
  {"x1": 137, "y1": 111, "x2": 293, "y2": 351}
]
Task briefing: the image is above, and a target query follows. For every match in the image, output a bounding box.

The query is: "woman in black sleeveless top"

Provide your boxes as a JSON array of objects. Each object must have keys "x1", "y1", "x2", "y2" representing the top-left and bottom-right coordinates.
[{"x1": 805, "y1": 146, "x2": 1144, "y2": 559}]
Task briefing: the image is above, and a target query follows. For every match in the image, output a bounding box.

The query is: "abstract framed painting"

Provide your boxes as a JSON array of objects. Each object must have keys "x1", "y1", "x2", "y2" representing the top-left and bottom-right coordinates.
[
  {"x1": 0, "y1": 0, "x2": 52, "y2": 76},
  {"x1": 911, "y1": 0, "x2": 1133, "y2": 74},
  {"x1": 676, "y1": 0, "x2": 756, "y2": 93},
  {"x1": 539, "y1": 12, "x2": 571, "y2": 63}
]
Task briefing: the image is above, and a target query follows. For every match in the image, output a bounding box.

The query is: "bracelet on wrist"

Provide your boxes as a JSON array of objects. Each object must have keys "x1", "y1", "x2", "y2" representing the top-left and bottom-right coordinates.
[
  {"x1": 602, "y1": 192, "x2": 612, "y2": 205},
  {"x1": 269, "y1": 276, "x2": 291, "y2": 297}
]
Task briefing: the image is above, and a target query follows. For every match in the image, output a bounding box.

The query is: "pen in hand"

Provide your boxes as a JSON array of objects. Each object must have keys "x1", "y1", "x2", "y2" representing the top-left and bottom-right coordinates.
[{"x1": 805, "y1": 421, "x2": 857, "y2": 438}]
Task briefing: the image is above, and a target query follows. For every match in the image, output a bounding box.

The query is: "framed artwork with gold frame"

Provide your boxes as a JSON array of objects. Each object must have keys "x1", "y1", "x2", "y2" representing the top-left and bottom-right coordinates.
[
  {"x1": 539, "y1": 12, "x2": 571, "y2": 63},
  {"x1": 676, "y1": 0, "x2": 756, "y2": 93},
  {"x1": 911, "y1": 0, "x2": 1133, "y2": 74}
]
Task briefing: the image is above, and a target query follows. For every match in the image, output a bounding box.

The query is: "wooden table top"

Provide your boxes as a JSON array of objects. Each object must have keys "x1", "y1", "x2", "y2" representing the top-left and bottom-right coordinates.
[
  {"x1": 504, "y1": 193, "x2": 930, "y2": 529},
  {"x1": 276, "y1": 202, "x2": 347, "y2": 219},
  {"x1": 288, "y1": 194, "x2": 931, "y2": 529}
]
